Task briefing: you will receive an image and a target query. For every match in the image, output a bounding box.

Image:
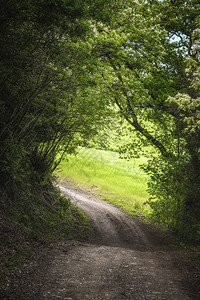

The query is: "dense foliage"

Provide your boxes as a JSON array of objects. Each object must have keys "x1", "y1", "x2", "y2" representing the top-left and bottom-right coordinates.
[
  {"x1": 93, "y1": 0, "x2": 200, "y2": 243},
  {"x1": 0, "y1": 0, "x2": 117, "y2": 237},
  {"x1": 0, "y1": 0, "x2": 199, "y2": 244}
]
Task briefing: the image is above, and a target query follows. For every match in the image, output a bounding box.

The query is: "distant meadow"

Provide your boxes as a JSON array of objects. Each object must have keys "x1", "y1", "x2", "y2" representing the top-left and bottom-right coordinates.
[{"x1": 57, "y1": 147, "x2": 151, "y2": 217}]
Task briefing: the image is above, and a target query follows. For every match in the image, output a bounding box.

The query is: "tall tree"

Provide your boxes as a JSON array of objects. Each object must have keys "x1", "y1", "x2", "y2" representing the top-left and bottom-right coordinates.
[
  {"x1": 90, "y1": 0, "x2": 200, "y2": 241},
  {"x1": 0, "y1": 0, "x2": 118, "y2": 186}
]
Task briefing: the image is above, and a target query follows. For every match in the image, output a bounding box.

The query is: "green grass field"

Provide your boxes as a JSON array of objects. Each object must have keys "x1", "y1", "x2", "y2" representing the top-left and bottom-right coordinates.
[{"x1": 56, "y1": 147, "x2": 151, "y2": 217}]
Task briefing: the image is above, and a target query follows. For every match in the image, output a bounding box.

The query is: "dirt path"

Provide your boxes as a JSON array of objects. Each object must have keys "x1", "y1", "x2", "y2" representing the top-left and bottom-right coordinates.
[{"x1": 1, "y1": 183, "x2": 199, "y2": 299}]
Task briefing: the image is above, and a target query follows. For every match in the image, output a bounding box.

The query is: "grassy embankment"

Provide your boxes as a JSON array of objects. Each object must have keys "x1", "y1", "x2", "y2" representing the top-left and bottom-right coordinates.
[
  {"x1": 56, "y1": 147, "x2": 151, "y2": 218},
  {"x1": 0, "y1": 182, "x2": 91, "y2": 288}
]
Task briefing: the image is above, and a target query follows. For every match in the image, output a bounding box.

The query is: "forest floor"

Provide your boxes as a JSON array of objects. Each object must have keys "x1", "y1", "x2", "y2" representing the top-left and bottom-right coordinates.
[{"x1": 1, "y1": 183, "x2": 200, "y2": 299}]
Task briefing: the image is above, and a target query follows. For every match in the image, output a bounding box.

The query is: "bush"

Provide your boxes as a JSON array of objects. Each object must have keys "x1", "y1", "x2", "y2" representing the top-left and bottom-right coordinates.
[{"x1": 144, "y1": 156, "x2": 200, "y2": 245}]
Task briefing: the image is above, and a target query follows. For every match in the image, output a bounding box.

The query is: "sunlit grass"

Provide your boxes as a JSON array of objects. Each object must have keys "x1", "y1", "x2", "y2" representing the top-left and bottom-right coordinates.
[{"x1": 56, "y1": 147, "x2": 151, "y2": 217}]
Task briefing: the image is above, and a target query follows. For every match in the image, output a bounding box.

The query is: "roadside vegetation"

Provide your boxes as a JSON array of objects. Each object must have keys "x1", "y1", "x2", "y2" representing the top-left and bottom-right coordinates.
[{"x1": 0, "y1": 183, "x2": 91, "y2": 286}]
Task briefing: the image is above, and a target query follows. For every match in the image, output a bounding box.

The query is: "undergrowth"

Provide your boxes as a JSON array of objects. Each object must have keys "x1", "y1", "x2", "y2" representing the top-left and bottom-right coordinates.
[{"x1": 0, "y1": 178, "x2": 91, "y2": 287}]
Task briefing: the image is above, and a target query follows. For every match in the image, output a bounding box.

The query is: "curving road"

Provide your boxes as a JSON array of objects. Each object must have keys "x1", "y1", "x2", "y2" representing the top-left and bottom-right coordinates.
[
  {"x1": 59, "y1": 184, "x2": 151, "y2": 250},
  {"x1": 37, "y1": 183, "x2": 189, "y2": 300},
  {"x1": 2, "y1": 183, "x2": 196, "y2": 299}
]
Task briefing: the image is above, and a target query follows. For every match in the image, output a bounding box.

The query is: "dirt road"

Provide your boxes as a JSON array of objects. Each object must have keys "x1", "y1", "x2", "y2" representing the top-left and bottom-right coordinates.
[
  {"x1": 2, "y1": 184, "x2": 199, "y2": 299},
  {"x1": 54, "y1": 184, "x2": 190, "y2": 300}
]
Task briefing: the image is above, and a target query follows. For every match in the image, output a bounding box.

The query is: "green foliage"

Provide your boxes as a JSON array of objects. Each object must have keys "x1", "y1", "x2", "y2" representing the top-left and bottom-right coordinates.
[
  {"x1": 0, "y1": 0, "x2": 121, "y2": 179},
  {"x1": 143, "y1": 156, "x2": 200, "y2": 243},
  {"x1": 0, "y1": 0, "x2": 116, "y2": 212}
]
